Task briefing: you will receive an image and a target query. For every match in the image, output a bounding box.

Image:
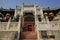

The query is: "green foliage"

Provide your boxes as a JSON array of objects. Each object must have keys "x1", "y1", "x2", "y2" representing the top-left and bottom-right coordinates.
[{"x1": 57, "y1": 11, "x2": 60, "y2": 15}]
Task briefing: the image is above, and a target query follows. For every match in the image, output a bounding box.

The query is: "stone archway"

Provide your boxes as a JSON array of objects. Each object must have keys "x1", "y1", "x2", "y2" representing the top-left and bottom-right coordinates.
[{"x1": 22, "y1": 12, "x2": 35, "y2": 32}]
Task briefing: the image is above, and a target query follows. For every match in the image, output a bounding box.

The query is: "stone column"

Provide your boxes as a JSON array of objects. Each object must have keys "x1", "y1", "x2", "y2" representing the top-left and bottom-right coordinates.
[
  {"x1": 14, "y1": 7, "x2": 17, "y2": 17},
  {"x1": 40, "y1": 8, "x2": 45, "y2": 22},
  {"x1": 46, "y1": 16, "x2": 51, "y2": 30}
]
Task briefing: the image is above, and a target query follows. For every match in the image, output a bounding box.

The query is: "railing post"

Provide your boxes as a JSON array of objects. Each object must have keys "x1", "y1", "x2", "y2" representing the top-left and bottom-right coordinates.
[
  {"x1": 18, "y1": 17, "x2": 21, "y2": 40},
  {"x1": 14, "y1": 7, "x2": 17, "y2": 17},
  {"x1": 40, "y1": 8, "x2": 45, "y2": 22},
  {"x1": 6, "y1": 17, "x2": 11, "y2": 30},
  {"x1": 37, "y1": 25, "x2": 40, "y2": 40},
  {"x1": 46, "y1": 16, "x2": 51, "y2": 30},
  {"x1": 34, "y1": 3, "x2": 40, "y2": 40}
]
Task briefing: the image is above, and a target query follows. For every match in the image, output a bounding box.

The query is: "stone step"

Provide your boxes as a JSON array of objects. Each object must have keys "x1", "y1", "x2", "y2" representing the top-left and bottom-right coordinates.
[
  {"x1": 0, "y1": 31, "x2": 16, "y2": 40},
  {"x1": 20, "y1": 32, "x2": 37, "y2": 39},
  {"x1": 20, "y1": 39, "x2": 37, "y2": 40}
]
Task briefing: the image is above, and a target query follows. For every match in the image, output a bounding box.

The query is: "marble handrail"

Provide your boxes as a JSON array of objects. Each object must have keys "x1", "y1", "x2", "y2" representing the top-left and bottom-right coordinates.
[
  {"x1": 36, "y1": 21, "x2": 60, "y2": 30},
  {"x1": 0, "y1": 22, "x2": 18, "y2": 31}
]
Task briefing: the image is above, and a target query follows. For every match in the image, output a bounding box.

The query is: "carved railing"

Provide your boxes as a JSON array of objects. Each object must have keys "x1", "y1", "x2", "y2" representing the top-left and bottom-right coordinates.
[
  {"x1": 50, "y1": 21, "x2": 60, "y2": 30},
  {"x1": 0, "y1": 22, "x2": 8, "y2": 31},
  {"x1": 0, "y1": 31, "x2": 16, "y2": 40},
  {"x1": 9, "y1": 22, "x2": 18, "y2": 31},
  {"x1": 39, "y1": 30, "x2": 60, "y2": 40},
  {"x1": 37, "y1": 21, "x2": 60, "y2": 30},
  {"x1": 0, "y1": 22, "x2": 18, "y2": 31},
  {"x1": 37, "y1": 22, "x2": 50, "y2": 30},
  {"x1": 0, "y1": 18, "x2": 21, "y2": 40}
]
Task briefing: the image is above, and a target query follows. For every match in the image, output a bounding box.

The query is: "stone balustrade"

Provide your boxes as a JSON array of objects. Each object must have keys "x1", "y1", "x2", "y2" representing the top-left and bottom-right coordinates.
[
  {"x1": 0, "y1": 31, "x2": 16, "y2": 40},
  {"x1": 0, "y1": 22, "x2": 19, "y2": 31},
  {"x1": 38, "y1": 30, "x2": 60, "y2": 40},
  {"x1": 36, "y1": 21, "x2": 60, "y2": 30}
]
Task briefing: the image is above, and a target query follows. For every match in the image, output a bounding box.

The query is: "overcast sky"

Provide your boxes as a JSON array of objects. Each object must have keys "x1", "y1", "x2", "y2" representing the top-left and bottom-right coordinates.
[{"x1": 0, "y1": 0, "x2": 60, "y2": 9}]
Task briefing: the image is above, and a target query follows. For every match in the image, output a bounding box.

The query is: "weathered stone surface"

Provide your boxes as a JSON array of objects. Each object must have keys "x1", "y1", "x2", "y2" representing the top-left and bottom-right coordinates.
[{"x1": 20, "y1": 32, "x2": 37, "y2": 40}]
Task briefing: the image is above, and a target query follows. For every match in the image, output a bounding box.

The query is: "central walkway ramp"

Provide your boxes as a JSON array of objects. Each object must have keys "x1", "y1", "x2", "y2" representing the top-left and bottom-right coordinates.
[{"x1": 20, "y1": 32, "x2": 37, "y2": 40}]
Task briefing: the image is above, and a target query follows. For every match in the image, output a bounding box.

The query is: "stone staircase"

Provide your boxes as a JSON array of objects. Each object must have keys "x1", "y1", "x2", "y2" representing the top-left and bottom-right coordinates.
[
  {"x1": 20, "y1": 39, "x2": 37, "y2": 40},
  {"x1": 20, "y1": 32, "x2": 37, "y2": 40},
  {"x1": 0, "y1": 31, "x2": 16, "y2": 40}
]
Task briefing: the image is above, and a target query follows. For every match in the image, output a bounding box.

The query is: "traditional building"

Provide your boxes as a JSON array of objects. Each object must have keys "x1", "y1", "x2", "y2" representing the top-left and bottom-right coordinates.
[{"x1": 0, "y1": 4, "x2": 60, "y2": 40}]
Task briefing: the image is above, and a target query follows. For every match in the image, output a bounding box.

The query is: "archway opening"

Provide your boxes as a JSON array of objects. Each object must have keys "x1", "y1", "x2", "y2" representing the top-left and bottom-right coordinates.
[{"x1": 22, "y1": 12, "x2": 35, "y2": 32}]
